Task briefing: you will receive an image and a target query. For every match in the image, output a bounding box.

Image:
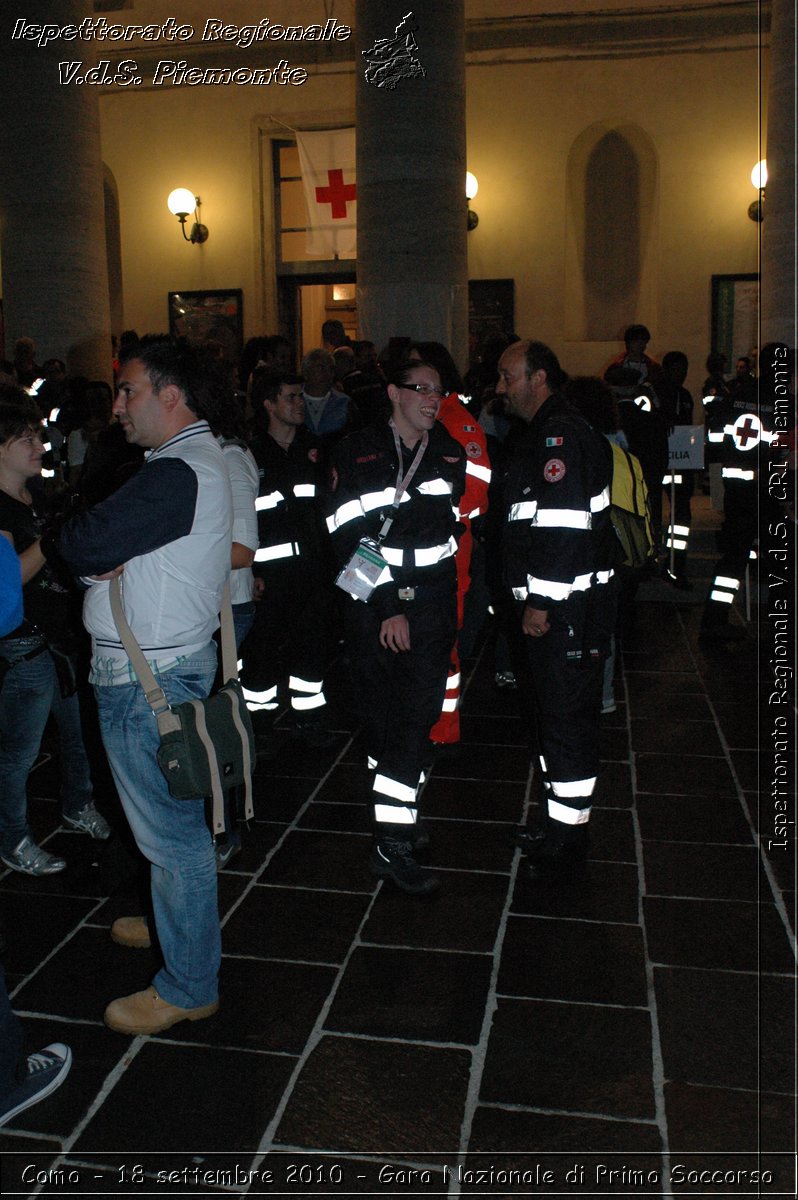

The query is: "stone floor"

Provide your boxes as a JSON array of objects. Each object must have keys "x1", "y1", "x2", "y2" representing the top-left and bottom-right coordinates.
[{"x1": 0, "y1": 499, "x2": 795, "y2": 1197}]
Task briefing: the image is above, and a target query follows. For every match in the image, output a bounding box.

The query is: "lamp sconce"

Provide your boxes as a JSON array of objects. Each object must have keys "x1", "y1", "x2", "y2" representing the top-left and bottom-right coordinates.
[
  {"x1": 466, "y1": 171, "x2": 479, "y2": 231},
  {"x1": 167, "y1": 188, "x2": 209, "y2": 243},
  {"x1": 747, "y1": 159, "x2": 767, "y2": 222}
]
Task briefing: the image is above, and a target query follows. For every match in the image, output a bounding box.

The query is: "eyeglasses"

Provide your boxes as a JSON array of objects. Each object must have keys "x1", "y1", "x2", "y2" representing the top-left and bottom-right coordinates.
[{"x1": 402, "y1": 383, "x2": 446, "y2": 398}]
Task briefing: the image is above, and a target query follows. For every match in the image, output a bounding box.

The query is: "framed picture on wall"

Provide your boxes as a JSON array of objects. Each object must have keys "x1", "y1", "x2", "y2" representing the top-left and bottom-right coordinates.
[
  {"x1": 711, "y1": 274, "x2": 759, "y2": 367},
  {"x1": 168, "y1": 289, "x2": 243, "y2": 364}
]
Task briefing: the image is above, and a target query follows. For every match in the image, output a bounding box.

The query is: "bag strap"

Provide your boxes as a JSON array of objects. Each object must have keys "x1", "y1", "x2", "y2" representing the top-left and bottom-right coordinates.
[
  {"x1": 621, "y1": 448, "x2": 640, "y2": 517},
  {"x1": 109, "y1": 576, "x2": 237, "y2": 732}
]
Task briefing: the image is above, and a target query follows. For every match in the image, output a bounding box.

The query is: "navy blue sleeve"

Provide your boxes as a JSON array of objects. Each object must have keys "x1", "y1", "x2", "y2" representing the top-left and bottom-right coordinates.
[{"x1": 57, "y1": 458, "x2": 198, "y2": 577}]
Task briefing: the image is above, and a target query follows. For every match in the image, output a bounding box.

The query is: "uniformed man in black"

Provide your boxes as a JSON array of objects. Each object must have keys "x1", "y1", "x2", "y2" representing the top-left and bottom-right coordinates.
[
  {"x1": 497, "y1": 340, "x2": 617, "y2": 880},
  {"x1": 326, "y1": 359, "x2": 466, "y2": 894},
  {"x1": 240, "y1": 370, "x2": 336, "y2": 747},
  {"x1": 700, "y1": 342, "x2": 788, "y2": 640}
]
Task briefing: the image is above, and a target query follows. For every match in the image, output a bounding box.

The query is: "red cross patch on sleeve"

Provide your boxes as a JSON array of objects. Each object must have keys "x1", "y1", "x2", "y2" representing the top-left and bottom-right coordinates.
[
  {"x1": 543, "y1": 458, "x2": 566, "y2": 483},
  {"x1": 465, "y1": 441, "x2": 482, "y2": 458}
]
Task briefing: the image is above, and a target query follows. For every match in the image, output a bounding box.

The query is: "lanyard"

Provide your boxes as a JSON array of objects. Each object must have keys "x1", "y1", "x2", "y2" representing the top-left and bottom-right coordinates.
[{"x1": 377, "y1": 421, "x2": 429, "y2": 542}]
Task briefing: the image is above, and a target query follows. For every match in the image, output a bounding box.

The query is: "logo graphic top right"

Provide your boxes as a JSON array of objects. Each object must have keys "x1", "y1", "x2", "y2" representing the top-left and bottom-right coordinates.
[{"x1": 362, "y1": 11, "x2": 426, "y2": 90}]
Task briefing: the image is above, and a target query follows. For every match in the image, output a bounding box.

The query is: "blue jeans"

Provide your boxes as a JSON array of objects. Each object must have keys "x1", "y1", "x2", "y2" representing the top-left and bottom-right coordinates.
[
  {"x1": 94, "y1": 645, "x2": 220, "y2": 1009},
  {"x1": 0, "y1": 640, "x2": 94, "y2": 857},
  {"x1": 232, "y1": 601, "x2": 256, "y2": 650}
]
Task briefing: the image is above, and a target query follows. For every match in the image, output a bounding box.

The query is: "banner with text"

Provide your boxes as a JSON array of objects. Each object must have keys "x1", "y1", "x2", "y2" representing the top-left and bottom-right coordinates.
[{"x1": 667, "y1": 424, "x2": 705, "y2": 470}]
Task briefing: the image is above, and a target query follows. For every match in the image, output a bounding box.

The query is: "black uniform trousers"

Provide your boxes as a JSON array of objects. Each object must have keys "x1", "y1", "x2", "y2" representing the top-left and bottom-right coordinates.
[
  {"x1": 703, "y1": 479, "x2": 759, "y2": 624},
  {"x1": 524, "y1": 583, "x2": 616, "y2": 842},
  {"x1": 344, "y1": 590, "x2": 456, "y2": 835},
  {"x1": 664, "y1": 473, "x2": 694, "y2": 575},
  {"x1": 240, "y1": 559, "x2": 335, "y2": 717}
]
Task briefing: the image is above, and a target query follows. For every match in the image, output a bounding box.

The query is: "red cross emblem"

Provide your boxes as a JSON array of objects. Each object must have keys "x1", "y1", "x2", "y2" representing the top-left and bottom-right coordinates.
[
  {"x1": 731, "y1": 413, "x2": 761, "y2": 451},
  {"x1": 315, "y1": 169, "x2": 357, "y2": 219},
  {"x1": 543, "y1": 457, "x2": 566, "y2": 483}
]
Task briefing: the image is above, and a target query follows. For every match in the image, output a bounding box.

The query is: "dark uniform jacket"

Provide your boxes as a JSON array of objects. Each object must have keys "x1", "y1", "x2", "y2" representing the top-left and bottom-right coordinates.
[
  {"x1": 250, "y1": 427, "x2": 329, "y2": 576},
  {"x1": 326, "y1": 420, "x2": 466, "y2": 619},
  {"x1": 705, "y1": 384, "x2": 777, "y2": 484},
  {"x1": 503, "y1": 394, "x2": 616, "y2": 612}
]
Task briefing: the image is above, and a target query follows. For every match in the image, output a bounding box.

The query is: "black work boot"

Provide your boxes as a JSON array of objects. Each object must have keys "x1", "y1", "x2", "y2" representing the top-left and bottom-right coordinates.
[
  {"x1": 368, "y1": 836, "x2": 439, "y2": 895},
  {"x1": 525, "y1": 828, "x2": 589, "y2": 883}
]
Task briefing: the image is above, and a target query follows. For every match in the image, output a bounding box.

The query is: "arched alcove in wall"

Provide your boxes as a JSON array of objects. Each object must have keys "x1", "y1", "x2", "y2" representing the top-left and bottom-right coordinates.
[
  {"x1": 565, "y1": 122, "x2": 658, "y2": 343},
  {"x1": 103, "y1": 165, "x2": 123, "y2": 338}
]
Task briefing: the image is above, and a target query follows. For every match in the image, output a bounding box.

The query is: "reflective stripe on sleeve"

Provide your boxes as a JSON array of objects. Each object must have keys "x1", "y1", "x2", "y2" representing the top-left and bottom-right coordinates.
[
  {"x1": 255, "y1": 491, "x2": 284, "y2": 511},
  {"x1": 515, "y1": 569, "x2": 613, "y2": 602},
  {"x1": 293, "y1": 483, "x2": 316, "y2": 498},
  {"x1": 466, "y1": 460, "x2": 492, "y2": 483},
  {"x1": 363, "y1": 487, "x2": 407, "y2": 512},
  {"x1": 722, "y1": 468, "x2": 755, "y2": 481},
  {"x1": 417, "y1": 478, "x2": 453, "y2": 497},
  {"x1": 508, "y1": 500, "x2": 538, "y2": 522},
  {"x1": 590, "y1": 486, "x2": 611, "y2": 512},
  {"x1": 254, "y1": 542, "x2": 298, "y2": 562}
]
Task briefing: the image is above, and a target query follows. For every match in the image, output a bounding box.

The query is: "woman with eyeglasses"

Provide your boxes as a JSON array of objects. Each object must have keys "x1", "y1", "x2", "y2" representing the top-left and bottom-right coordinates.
[
  {"x1": 326, "y1": 358, "x2": 466, "y2": 895},
  {"x1": 0, "y1": 392, "x2": 109, "y2": 876}
]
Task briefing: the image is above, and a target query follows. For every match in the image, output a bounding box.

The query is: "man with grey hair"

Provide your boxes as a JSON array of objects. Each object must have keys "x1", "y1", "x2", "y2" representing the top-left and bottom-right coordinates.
[{"x1": 301, "y1": 348, "x2": 358, "y2": 443}]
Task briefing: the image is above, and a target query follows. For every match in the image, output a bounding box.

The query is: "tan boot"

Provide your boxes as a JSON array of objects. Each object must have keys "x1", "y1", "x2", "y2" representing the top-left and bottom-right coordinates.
[
  {"x1": 104, "y1": 986, "x2": 218, "y2": 1035},
  {"x1": 110, "y1": 916, "x2": 151, "y2": 949}
]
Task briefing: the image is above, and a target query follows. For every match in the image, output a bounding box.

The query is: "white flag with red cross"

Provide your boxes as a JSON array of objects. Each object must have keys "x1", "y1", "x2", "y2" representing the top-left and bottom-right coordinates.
[{"x1": 296, "y1": 128, "x2": 357, "y2": 258}]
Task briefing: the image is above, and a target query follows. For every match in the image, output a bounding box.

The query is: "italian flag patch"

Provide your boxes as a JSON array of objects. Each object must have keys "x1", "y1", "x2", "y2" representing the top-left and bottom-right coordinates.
[{"x1": 545, "y1": 436, "x2": 564, "y2": 447}]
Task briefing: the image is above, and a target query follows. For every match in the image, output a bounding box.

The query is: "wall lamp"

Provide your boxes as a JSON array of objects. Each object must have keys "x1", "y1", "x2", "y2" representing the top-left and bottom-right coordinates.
[
  {"x1": 167, "y1": 188, "x2": 209, "y2": 243},
  {"x1": 747, "y1": 159, "x2": 767, "y2": 222},
  {"x1": 466, "y1": 171, "x2": 479, "y2": 231}
]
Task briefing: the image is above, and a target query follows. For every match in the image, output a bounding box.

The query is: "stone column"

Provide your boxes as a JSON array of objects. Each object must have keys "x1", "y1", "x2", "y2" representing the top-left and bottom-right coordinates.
[
  {"x1": 0, "y1": 2, "x2": 112, "y2": 382},
  {"x1": 760, "y1": 0, "x2": 796, "y2": 347},
  {"x1": 355, "y1": 1, "x2": 468, "y2": 369}
]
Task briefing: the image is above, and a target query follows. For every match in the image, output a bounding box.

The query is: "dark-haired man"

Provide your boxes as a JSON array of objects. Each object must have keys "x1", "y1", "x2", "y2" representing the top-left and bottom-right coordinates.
[
  {"x1": 55, "y1": 336, "x2": 233, "y2": 1035},
  {"x1": 604, "y1": 324, "x2": 665, "y2": 397},
  {"x1": 497, "y1": 340, "x2": 617, "y2": 881}
]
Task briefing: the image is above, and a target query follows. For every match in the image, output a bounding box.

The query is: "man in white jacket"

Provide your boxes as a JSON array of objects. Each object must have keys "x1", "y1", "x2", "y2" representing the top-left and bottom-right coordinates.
[{"x1": 56, "y1": 336, "x2": 233, "y2": 1036}]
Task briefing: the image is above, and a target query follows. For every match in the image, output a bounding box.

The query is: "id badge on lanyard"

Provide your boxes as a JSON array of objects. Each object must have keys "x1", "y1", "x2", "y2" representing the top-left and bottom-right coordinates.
[
  {"x1": 335, "y1": 424, "x2": 429, "y2": 603},
  {"x1": 335, "y1": 536, "x2": 389, "y2": 601}
]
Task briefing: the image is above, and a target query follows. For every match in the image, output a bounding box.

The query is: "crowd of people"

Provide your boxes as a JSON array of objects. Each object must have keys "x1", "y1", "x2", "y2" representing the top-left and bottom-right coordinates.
[{"x1": 0, "y1": 320, "x2": 792, "y2": 1126}]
